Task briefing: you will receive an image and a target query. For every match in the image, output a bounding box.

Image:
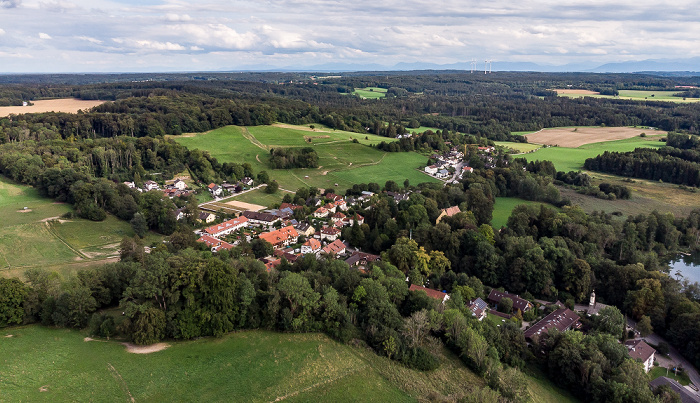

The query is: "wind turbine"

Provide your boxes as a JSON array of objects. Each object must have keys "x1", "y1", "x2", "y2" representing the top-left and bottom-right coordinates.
[
  {"x1": 470, "y1": 59, "x2": 476, "y2": 73},
  {"x1": 484, "y1": 60, "x2": 492, "y2": 74}
]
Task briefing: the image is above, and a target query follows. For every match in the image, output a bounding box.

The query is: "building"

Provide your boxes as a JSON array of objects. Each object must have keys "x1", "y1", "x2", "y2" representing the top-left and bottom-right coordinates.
[
  {"x1": 344, "y1": 251, "x2": 380, "y2": 270},
  {"x1": 241, "y1": 177, "x2": 254, "y2": 186},
  {"x1": 172, "y1": 179, "x2": 187, "y2": 190},
  {"x1": 648, "y1": 377, "x2": 700, "y2": 403},
  {"x1": 242, "y1": 211, "x2": 280, "y2": 227},
  {"x1": 199, "y1": 212, "x2": 216, "y2": 224},
  {"x1": 424, "y1": 165, "x2": 438, "y2": 175},
  {"x1": 488, "y1": 289, "x2": 533, "y2": 313},
  {"x1": 294, "y1": 222, "x2": 315, "y2": 237},
  {"x1": 524, "y1": 307, "x2": 580, "y2": 342},
  {"x1": 144, "y1": 180, "x2": 160, "y2": 191},
  {"x1": 468, "y1": 297, "x2": 488, "y2": 321},
  {"x1": 322, "y1": 239, "x2": 346, "y2": 256},
  {"x1": 301, "y1": 238, "x2": 322, "y2": 255},
  {"x1": 436, "y1": 169, "x2": 449, "y2": 179},
  {"x1": 436, "y1": 206, "x2": 461, "y2": 223},
  {"x1": 258, "y1": 226, "x2": 299, "y2": 249},
  {"x1": 320, "y1": 227, "x2": 341, "y2": 241},
  {"x1": 313, "y1": 207, "x2": 329, "y2": 218},
  {"x1": 624, "y1": 339, "x2": 656, "y2": 373},
  {"x1": 197, "y1": 235, "x2": 234, "y2": 252},
  {"x1": 174, "y1": 207, "x2": 186, "y2": 221},
  {"x1": 204, "y1": 216, "x2": 249, "y2": 238},
  {"x1": 409, "y1": 284, "x2": 450, "y2": 304}
]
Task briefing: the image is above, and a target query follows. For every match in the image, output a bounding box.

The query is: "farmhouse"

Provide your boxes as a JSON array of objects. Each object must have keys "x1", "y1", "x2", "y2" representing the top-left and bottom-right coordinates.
[
  {"x1": 322, "y1": 239, "x2": 346, "y2": 256},
  {"x1": 488, "y1": 289, "x2": 533, "y2": 313},
  {"x1": 204, "y1": 216, "x2": 249, "y2": 237},
  {"x1": 624, "y1": 339, "x2": 656, "y2": 373},
  {"x1": 409, "y1": 284, "x2": 450, "y2": 304},
  {"x1": 436, "y1": 206, "x2": 461, "y2": 223},
  {"x1": 301, "y1": 238, "x2": 322, "y2": 255},
  {"x1": 258, "y1": 225, "x2": 299, "y2": 248},
  {"x1": 524, "y1": 307, "x2": 580, "y2": 342}
]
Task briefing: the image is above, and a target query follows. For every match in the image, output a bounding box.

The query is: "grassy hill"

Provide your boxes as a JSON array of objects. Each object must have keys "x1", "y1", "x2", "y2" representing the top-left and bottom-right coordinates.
[
  {"x1": 1, "y1": 325, "x2": 577, "y2": 402},
  {"x1": 174, "y1": 125, "x2": 439, "y2": 195}
]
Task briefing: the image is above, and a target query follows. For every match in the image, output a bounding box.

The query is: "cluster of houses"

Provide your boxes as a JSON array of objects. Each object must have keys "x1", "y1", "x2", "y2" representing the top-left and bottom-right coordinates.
[
  {"x1": 124, "y1": 179, "x2": 194, "y2": 199},
  {"x1": 207, "y1": 177, "x2": 255, "y2": 198},
  {"x1": 424, "y1": 148, "x2": 466, "y2": 179}
]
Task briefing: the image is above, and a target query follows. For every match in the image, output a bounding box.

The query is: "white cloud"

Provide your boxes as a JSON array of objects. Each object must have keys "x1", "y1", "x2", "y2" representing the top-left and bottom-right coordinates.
[
  {"x1": 135, "y1": 40, "x2": 186, "y2": 51},
  {"x1": 75, "y1": 35, "x2": 102, "y2": 44},
  {"x1": 177, "y1": 23, "x2": 259, "y2": 50},
  {"x1": 0, "y1": 0, "x2": 20, "y2": 8},
  {"x1": 165, "y1": 13, "x2": 191, "y2": 22},
  {"x1": 0, "y1": 28, "x2": 5, "y2": 35},
  {"x1": 38, "y1": 32, "x2": 52, "y2": 39},
  {"x1": 40, "y1": 1, "x2": 77, "y2": 13}
]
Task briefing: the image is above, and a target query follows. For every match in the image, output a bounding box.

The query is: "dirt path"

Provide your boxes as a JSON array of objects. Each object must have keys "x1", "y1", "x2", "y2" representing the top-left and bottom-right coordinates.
[
  {"x1": 241, "y1": 127, "x2": 268, "y2": 150},
  {"x1": 45, "y1": 221, "x2": 87, "y2": 259},
  {"x1": 122, "y1": 342, "x2": 170, "y2": 354},
  {"x1": 271, "y1": 364, "x2": 368, "y2": 402},
  {"x1": 106, "y1": 363, "x2": 135, "y2": 402}
]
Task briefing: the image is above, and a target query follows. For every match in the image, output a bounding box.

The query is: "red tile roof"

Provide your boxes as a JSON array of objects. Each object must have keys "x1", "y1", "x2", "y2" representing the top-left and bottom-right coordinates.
[
  {"x1": 322, "y1": 239, "x2": 346, "y2": 255},
  {"x1": 204, "y1": 216, "x2": 249, "y2": 236},
  {"x1": 259, "y1": 225, "x2": 298, "y2": 246},
  {"x1": 409, "y1": 284, "x2": 448, "y2": 301},
  {"x1": 624, "y1": 339, "x2": 656, "y2": 363}
]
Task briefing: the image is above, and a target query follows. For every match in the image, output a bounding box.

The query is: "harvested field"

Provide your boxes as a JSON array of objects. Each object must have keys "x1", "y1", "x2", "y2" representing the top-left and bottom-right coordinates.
[
  {"x1": 526, "y1": 126, "x2": 666, "y2": 148},
  {"x1": 225, "y1": 200, "x2": 266, "y2": 211},
  {"x1": 0, "y1": 99, "x2": 106, "y2": 117},
  {"x1": 551, "y1": 89, "x2": 599, "y2": 95},
  {"x1": 199, "y1": 201, "x2": 244, "y2": 215}
]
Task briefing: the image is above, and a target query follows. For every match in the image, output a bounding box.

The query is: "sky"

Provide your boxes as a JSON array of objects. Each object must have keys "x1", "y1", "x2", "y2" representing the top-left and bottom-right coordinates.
[{"x1": 0, "y1": 0, "x2": 699, "y2": 72}]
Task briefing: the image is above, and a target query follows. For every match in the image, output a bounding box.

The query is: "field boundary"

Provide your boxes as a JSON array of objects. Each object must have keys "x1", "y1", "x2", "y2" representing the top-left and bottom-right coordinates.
[
  {"x1": 272, "y1": 363, "x2": 369, "y2": 401},
  {"x1": 45, "y1": 221, "x2": 87, "y2": 259},
  {"x1": 106, "y1": 362, "x2": 135, "y2": 403},
  {"x1": 241, "y1": 127, "x2": 268, "y2": 150}
]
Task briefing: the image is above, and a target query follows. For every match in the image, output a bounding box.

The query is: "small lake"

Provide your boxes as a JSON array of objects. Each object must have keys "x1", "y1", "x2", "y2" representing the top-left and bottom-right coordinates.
[{"x1": 667, "y1": 252, "x2": 700, "y2": 284}]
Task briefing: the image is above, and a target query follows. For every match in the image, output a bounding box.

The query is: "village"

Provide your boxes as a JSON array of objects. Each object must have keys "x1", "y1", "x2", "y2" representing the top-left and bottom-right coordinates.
[{"x1": 422, "y1": 145, "x2": 500, "y2": 182}]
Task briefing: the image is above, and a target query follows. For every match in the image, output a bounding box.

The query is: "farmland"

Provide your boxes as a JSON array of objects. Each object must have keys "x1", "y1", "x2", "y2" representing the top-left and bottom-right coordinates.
[
  {"x1": 0, "y1": 325, "x2": 575, "y2": 403},
  {"x1": 352, "y1": 87, "x2": 387, "y2": 99},
  {"x1": 554, "y1": 89, "x2": 700, "y2": 103},
  {"x1": 174, "y1": 125, "x2": 439, "y2": 192},
  {"x1": 0, "y1": 176, "x2": 159, "y2": 279},
  {"x1": 525, "y1": 126, "x2": 666, "y2": 148},
  {"x1": 495, "y1": 141, "x2": 542, "y2": 153},
  {"x1": 0, "y1": 98, "x2": 106, "y2": 117}
]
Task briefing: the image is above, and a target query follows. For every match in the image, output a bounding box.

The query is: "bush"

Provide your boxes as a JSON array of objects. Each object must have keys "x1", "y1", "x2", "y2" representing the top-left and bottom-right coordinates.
[{"x1": 401, "y1": 347, "x2": 440, "y2": 371}]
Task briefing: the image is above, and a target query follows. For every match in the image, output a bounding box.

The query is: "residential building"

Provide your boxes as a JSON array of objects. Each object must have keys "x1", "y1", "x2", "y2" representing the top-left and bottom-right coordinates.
[
  {"x1": 174, "y1": 207, "x2": 186, "y2": 221},
  {"x1": 258, "y1": 226, "x2": 299, "y2": 249},
  {"x1": 301, "y1": 238, "x2": 322, "y2": 255},
  {"x1": 204, "y1": 216, "x2": 249, "y2": 237},
  {"x1": 173, "y1": 179, "x2": 187, "y2": 190},
  {"x1": 241, "y1": 177, "x2": 254, "y2": 186},
  {"x1": 144, "y1": 180, "x2": 160, "y2": 191},
  {"x1": 322, "y1": 239, "x2": 346, "y2": 256},
  {"x1": 320, "y1": 227, "x2": 341, "y2": 241},
  {"x1": 524, "y1": 307, "x2": 580, "y2": 342},
  {"x1": 313, "y1": 207, "x2": 329, "y2": 218},
  {"x1": 424, "y1": 165, "x2": 438, "y2": 175},
  {"x1": 344, "y1": 251, "x2": 380, "y2": 269},
  {"x1": 199, "y1": 212, "x2": 216, "y2": 223},
  {"x1": 624, "y1": 339, "x2": 656, "y2": 373},
  {"x1": 436, "y1": 206, "x2": 461, "y2": 223},
  {"x1": 409, "y1": 284, "x2": 450, "y2": 304},
  {"x1": 294, "y1": 222, "x2": 315, "y2": 237},
  {"x1": 242, "y1": 211, "x2": 280, "y2": 227},
  {"x1": 436, "y1": 169, "x2": 449, "y2": 178},
  {"x1": 197, "y1": 235, "x2": 234, "y2": 252},
  {"x1": 469, "y1": 298, "x2": 488, "y2": 321},
  {"x1": 488, "y1": 289, "x2": 533, "y2": 313}
]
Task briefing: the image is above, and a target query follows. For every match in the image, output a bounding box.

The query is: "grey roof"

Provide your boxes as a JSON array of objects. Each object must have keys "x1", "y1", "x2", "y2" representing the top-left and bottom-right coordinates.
[
  {"x1": 470, "y1": 297, "x2": 488, "y2": 311},
  {"x1": 488, "y1": 289, "x2": 532, "y2": 312},
  {"x1": 649, "y1": 377, "x2": 700, "y2": 403},
  {"x1": 524, "y1": 307, "x2": 580, "y2": 340}
]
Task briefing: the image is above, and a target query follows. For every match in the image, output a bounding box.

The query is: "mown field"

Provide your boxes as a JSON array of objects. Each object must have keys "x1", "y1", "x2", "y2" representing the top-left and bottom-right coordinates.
[
  {"x1": 0, "y1": 176, "x2": 159, "y2": 279},
  {"x1": 174, "y1": 125, "x2": 439, "y2": 193},
  {"x1": 1, "y1": 325, "x2": 577, "y2": 403},
  {"x1": 495, "y1": 141, "x2": 542, "y2": 153},
  {"x1": 492, "y1": 197, "x2": 553, "y2": 228},
  {"x1": 556, "y1": 89, "x2": 700, "y2": 103},
  {"x1": 352, "y1": 87, "x2": 387, "y2": 99}
]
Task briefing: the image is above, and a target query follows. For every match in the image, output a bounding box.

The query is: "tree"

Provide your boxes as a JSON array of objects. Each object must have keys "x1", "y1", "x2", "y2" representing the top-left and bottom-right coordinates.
[
  {"x1": 277, "y1": 272, "x2": 320, "y2": 331},
  {"x1": 594, "y1": 306, "x2": 625, "y2": 337},
  {"x1": 637, "y1": 315, "x2": 653, "y2": 337},
  {"x1": 265, "y1": 181, "x2": 279, "y2": 194},
  {"x1": 251, "y1": 239, "x2": 273, "y2": 258},
  {"x1": 132, "y1": 307, "x2": 166, "y2": 345},
  {"x1": 499, "y1": 297, "x2": 513, "y2": 314},
  {"x1": 0, "y1": 278, "x2": 27, "y2": 327}
]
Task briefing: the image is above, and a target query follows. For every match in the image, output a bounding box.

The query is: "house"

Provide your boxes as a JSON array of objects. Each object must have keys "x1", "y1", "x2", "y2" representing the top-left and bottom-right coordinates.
[
  {"x1": 488, "y1": 289, "x2": 533, "y2": 313},
  {"x1": 468, "y1": 298, "x2": 488, "y2": 321},
  {"x1": 204, "y1": 216, "x2": 249, "y2": 238},
  {"x1": 324, "y1": 203, "x2": 337, "y2": 214},
  {"x1": 197, "y1": 235, "x2": 234, "y2": 252},
  {"x1": 331, "y1": 212, "x2": 346, "y2": 223},
  {"x1": 462, "y1": 166, "x2": 474, "y2": 174},
  {"x1": 386, "y1": 191, "x2": 410, "y2": 203},
  {"x1": 241, "y1": 177, "x2": 254, "y2": 186},
  {"x1": 524, "y1": 307, "x2": 580, "y2": 342},
  {"x1": 174, "y1": 207, "x2": 186, "y2": 221},
  {"x1": 624, "y1": 339, "x2": 656, "y2": 373},
  {"x1": 144, "y1": 180, "x2": 160, "y2": 191},
  {"x1": 301, "y1": 238, "x2": 322, "y2": 255},
  {"x1": 436, "y1": 206, "x2": 461, "y2": 223},
  {"x1": 478, "y1": 146, "x2": 495, "y2": 153},
  {"x1": 123, "y1": 181, "x2": 137, "y2": 189},
  {"x1": 334, "y1": 199, "x2": 348, "y2": 211},
  {"x1": 173, "y1": 179, "x2": 187, "y2": 190},
  {"x1": 313, "y1": 207, "x2": 329, "y2": 218},
  {"x1": 341, "y1": 214, "x2": 364, "y2": 227},
  {"x1": 280, "y1": 203, "x2": 304, "y2": 211},
  {"x1": 320, "y1": 227, "x2": 341, "y2": 241},
  {"x1": 345, "y1": 251, "x2": 380, "y2": 269},
  {"x1": 325, "y1": 193, "x2": 344, "y2": 202},
  {"x1": 424, "y1": 165, "x2": 438, "y2": 175},
  {"x1": 436, "y1": 169, "x2": 449, "y2": 178},
  {"x1": 322, "y1": 239, "x2": 346, "y2": 256},
  {"x1": 199, "y1": 212, "x2": 216, "y2": 224},
  {"x1": 648, "y1": 377, "x2": 700, "y2": 403},
  {"x1": 258, "y1": 226, "x2": 299, "y2": 249},
  {"x1": 409, "y1": 284, "x2": 450, "y2": 304},
  {"x1": 294, "y1": 222, "x2": 316, "y2": 237},
  {"x1": 242, "y1": 211, "x2": 280, "y2": 227},
  {"x1": 260, "y1": 257, "x2": 282, "y2": 272},
  {"x1": 273, "y1": 249, "x2": 300, "y2": 263},
  {"x1": 208, "y1": 183, "x2": 222, "y2": 196}
]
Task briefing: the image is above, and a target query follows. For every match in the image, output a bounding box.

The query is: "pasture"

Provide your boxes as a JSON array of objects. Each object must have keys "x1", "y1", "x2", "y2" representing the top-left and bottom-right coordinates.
[
  {"x1": 0, "y1": 325, "x2": 576, "y2": 402},
  {"x1": 0, "y1": 99, "x2": 106, "y2": 117},
  {"x1": 554, "y1": 89, "x2": 700, "y2": 103},
  {"x1": 352, "y1": 87, "x2": 387, "y2": 99},
  {"x1": 525, "y1": 126, "x2": 666, "y2": 148},
  {"x1": 523, "y1": 135, "x2": 666, "y2": 172},
  {"x1": 492, "y1": 197, "x2": 553, "y2": 228},
  {"x1": 173, "y1": 125, "x2": 439, "y2": 193},
  {"x1": 495, "y1": 141, "x2": 542, "y2": 153}
]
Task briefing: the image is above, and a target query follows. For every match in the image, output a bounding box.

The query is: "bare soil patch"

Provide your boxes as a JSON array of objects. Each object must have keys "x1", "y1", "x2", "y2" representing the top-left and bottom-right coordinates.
[
  {"x1": 551, "y1": 89, "x2": 600, "y2": 95},
  {"x1": 16, "y1": 209, "x2": 32, "y2": 213},
  {"x1": 0, "y1": 99, "x2": 106, "y2": 117},
  {"x1": 526, "y1": 127, "x2": 666, "y2": 148},
  {"x1": 122, "y1": 342, "x2": 170, "y2": 354},
  {"x1": 225, "y1": 200, "x2": 266, "y2": 211}
]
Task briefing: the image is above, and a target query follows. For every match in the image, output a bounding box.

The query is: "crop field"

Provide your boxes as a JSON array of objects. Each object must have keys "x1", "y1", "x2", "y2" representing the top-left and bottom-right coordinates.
[
  {"x1": 495, "y1": 141, "x2": 542, "y2": 153},
  {"x1": 525, "y1": 126, "x2": 666, "y2": 148},
  {"x1": 1, "y1": 325, "x2": 575, "y2": 402},
  {"x1": 554, "y1": 89, "x2": 700, "y2": 103},
  {"x1": 0, "y1": 176, "x2": 159, "y2": 279},
  {"x1": 174, "y1": 125, "x2": 439, "y2": 193},
  {"x1": 0, "y1": 98, "x2": 106, "y2": 117},
  {"x1": 492, "y1": 197, "x2": 553, "y2": 228},
  {"x1": 523, "y1": 135, "x2": 666, "y2": 172},
  {"x1": 352, "y1": 87, "x2": 387, "y2": 99}
]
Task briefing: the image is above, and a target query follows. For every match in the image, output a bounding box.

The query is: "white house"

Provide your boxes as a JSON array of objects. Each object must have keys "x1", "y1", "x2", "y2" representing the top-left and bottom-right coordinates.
[
  {"x1": 424, "y1": 165, "x2": 438, "y2": 175},
  {"x1": 624, "y1": 339, "x2": 656, "y2": 373},
  {"x1": 173, "y1": 179, "x2": 187, "y2": 190},
  {"x1": 301, "y1": 238, "x2": 322, "y2": 255},
  {"x1": 144, "y1": 180, "x2": 160, "y2": 191}
]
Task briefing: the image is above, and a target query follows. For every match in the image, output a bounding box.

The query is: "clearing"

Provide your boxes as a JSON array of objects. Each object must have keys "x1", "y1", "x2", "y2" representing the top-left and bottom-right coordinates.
[
  {"x1": 492, "y1": 197, "x2": 554, "y2": 228},
  {"x1": 555, "y1": 89, "x2": 700, "y2": 103},
  {"x1": 525, "y1": 126, "x2": 666, "y2": 148},
  {"x1": 352, "y1": 87, "x2": 387, "y2": 99},
  {"x1": 0, "y1": 99, "x2": 106, "y2": 117},
  {"x1": 1, "y1": 325, "x2": 577, "y2": 402}
]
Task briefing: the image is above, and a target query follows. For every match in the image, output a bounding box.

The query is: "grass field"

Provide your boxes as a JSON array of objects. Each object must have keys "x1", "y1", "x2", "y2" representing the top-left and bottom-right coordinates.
[
  {"x1": 495, "y1": 141, "x2": 542, "y2": 153},
  {"x1": 523, "y1": 135, "x2": 666, "y2": 172},
  {"x1": 648, "y1": 366, "x2": 691, "y2": 386},
  {"x1": 556, "y1": 89, "x2": 700, "y2": 103},
  {"x1": 1, "y1": 325, "x2": 577, "y2": 402},
  {"x1": 492, "y1": 197, "x2": 553, "y2": 228},
  {"x1": 0, "y1": 176, "x2": 160, "y2": 279},
  {"x1": 174, "y1": 125, "x2": 439, "y2": 193},
  {"x1": 404, "y1": 126, "x2": 441, "y2": 134},
  {"x1": 352, "y1": 87, "x2": 387, "y2": 99},
  {"x1": 226, "y1": 187, "x2": 287, "y2": 208}
]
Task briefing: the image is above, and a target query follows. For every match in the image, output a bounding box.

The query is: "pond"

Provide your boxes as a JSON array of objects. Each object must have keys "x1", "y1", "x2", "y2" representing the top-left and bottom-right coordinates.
[{"x1": 667, "y1": 252, "x2": 700, "y2": 284}]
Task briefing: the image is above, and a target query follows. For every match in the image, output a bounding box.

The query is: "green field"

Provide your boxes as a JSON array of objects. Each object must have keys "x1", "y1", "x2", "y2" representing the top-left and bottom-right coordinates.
[
  {"x1": 1, "y1": 325, "x2": 576, "y2": 402},
  {"x1": 227, "y1": 187, "x2": 289, "y2": 207},
  {"x1": 174, "y1": 125, "x2": 439, "y2": 193},
  {"x1": 352, "y1": 87, "x2": 387, "y2": 99},
  {"x1": 648, "y1": 366, "x2": 691, "y2": 386},
  {"x1": 495, "y1": 141, "x2": 542, "y2": 153},
  {"x1": 511, "y1": 131, "x2": 539, "y2": 136},
  {"x1": 0, "y1": 176, "x2": 160, "y2": 279},
  {"x1": 558, "y1": 90, "x2": 700, "y2": 103},
  {"x1": 523, "y1": 136, "x2": 666, "y2": 172},
  {"x1": 492, "y1": 197, "x2": 553, "y2": 228},
  {"x1": 404, "y1": 126, "x2": 441, "y2": 134}
]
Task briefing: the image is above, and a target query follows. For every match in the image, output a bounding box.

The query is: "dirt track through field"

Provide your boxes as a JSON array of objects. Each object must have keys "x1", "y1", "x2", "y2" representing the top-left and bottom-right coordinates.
[
  {"x1": 525, "y1": 127, "x2": 666, "y2": 148},
  {"x1": 0, "y1": 99, "x2": 106, "y2": 117}
]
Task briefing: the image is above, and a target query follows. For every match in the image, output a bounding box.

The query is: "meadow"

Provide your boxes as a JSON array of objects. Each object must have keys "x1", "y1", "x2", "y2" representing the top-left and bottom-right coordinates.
[
  {"x1": 0, "y1": 176, "x2": 159, "y2": 279},
  {"x1": 494, "y1": 141, "x2": 542, "y2": 153},
  {"x1": 174, "y1": 125, "x2": 439, "y2": 194},
  {"x1": 555, "y1": 89, "x2": 700, "y2": 103},
  {"x1": 352, "y1": 87, "x2": 387, "y2": 99},
  {"x1": 1, "y1": 325, "x2": 576, "y2": 403},
  {"x1": 492, "y1": 197, "x2": 553, "y2": 228}
]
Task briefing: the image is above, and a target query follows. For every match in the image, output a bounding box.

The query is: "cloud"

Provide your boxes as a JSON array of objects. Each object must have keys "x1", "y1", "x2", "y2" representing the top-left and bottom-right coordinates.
[
  {"x1": 112, "y1": 38, "x2": 186, "y2": 51},
  {"x1": 165, "y1": 13, "x2": 191, "y2": 22},
  {"x1": 0, "y1": 0, "x2": 20, "y2": 8},
  {"x1": 40, "y1": 1, "x2": 77, "y2": 12},
  {"x1": 177, "y1": 23, "x2": 259, "y2": 50},
  {"x1": 0, "y1": 28, "x2": 5, "y2": 35},
  {"x1": 38, "y1": 32, "x2": 52, "y2": 39},
  {"x1": 75, "y1": 35, "x2": 102, "y2": 44}
]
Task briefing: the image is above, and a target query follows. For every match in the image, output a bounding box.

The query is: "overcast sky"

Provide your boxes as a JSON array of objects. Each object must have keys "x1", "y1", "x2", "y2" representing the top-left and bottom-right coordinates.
[{"x1": 0, "y1": 0, "x2": 698, "y2": 72}]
